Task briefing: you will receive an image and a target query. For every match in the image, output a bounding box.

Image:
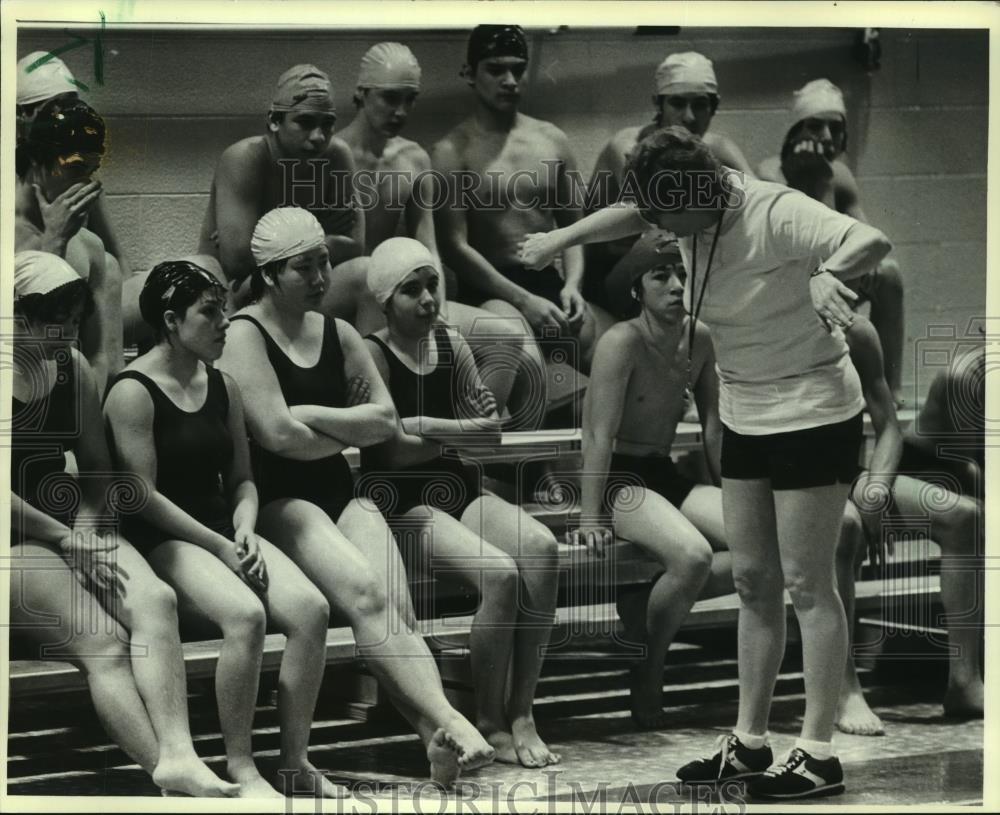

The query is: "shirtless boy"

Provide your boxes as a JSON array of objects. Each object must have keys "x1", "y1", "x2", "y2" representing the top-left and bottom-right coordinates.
[
  {"x1": 433, "y1": 25, "x2": 615, "y2": 377},
  {"x1": 758, "y1": 79, "x2": 906, "y2": 406},
  {"x1": 197, "y1": 64, "x2": 365, "y2": 315},
  {"x1": 14, "y1": 99, "x2": 121, "y2": 392},
  {"x1": 573, "y1": 242, "x2": 732, "y2": 726},
  {"x1": 339, "y1": 41, "x2": 535, "y2": 415},
  {"x1": 585, "y1": 52, "x2": 754, "y2": 316}
]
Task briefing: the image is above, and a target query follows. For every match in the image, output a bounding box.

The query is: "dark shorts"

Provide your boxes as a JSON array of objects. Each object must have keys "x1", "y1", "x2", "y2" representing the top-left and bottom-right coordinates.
[
  {"x1": 602, "y1": 453, "x2": 698, "y2": 515},
  {"x1": 457, "y1": 264, "x2": 564, "y2": 309},
  {"x1": 360, "y1": 456, "x2": 482, "y2": 520},
  {"x1": 721, "y1": 412, "x2": 864, "y2": 490}
]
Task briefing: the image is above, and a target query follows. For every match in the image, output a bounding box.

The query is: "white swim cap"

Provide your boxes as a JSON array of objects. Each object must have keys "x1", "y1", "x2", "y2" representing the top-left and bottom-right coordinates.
[
  {"x1": 357, "y1": 42, "x2": 421, "y2": 91},
  {"x1": 250, "y1": 207, "x2": 326, "y2": 267},
  {"x1": 790, "y1": 79, "x2": 846, "y2": 127},
  {"x1": 17, "y1": 52, "x2": 78, "y2": 106},
  {"x1": 15, "y1": 251, "x2": 80, "y2": 298},
  {"x1": 654, "y1": 52, "x2": 717, "y2": 97},
  {"x1": 368, "y1": 237, "x2": 436, "y2": 305}
]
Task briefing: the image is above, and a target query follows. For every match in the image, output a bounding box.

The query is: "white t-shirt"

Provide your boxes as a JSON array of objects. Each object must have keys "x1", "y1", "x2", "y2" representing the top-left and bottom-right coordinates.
[{"x1": 677, "y1": 177, "x2": 864, "y2": 435}]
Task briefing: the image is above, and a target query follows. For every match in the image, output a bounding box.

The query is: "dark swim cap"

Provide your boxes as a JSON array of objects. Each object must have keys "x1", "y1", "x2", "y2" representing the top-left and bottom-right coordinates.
[
  {"x1": 25, "y1": 99, "x2": 105, "y2": 155},
  {"x1": 466, "y1": 25, "x2": 528, "y2": 69},
  {"x1": 140, "y1": 259, "x2": 226, "y2": 334}
]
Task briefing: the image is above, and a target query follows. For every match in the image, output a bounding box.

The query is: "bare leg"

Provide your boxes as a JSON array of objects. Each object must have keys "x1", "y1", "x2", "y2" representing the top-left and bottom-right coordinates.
[
  {"x1": 147, "y1": 541, "x2": 281, "y2": 798},
  {"x1": 104, "y1": 540, "x2": 241, "y2": 796},
  {"x1": 867, "y1": 259, "x2": 905, "y2": 405},
  {"x1": 479, "y1": 299, "x2": 548, "y2": 430},
  {"x1": 9, "y1": 541, "x2": 160, "y2": 777},
  {"x1": 677, "y1": 484, "x2": 736, "y2": 597},
  {"x1": 723, "y1": 478, "x2": 785, "y2": 738},
  {"x1": 254, "y1": 541, "x2": 349, "y2": 798},
  {"x1": 391, "y1": 504, "x2": 521, "y2": 764},
  {"x1": 774, "y1": 484, "x2": 852, "y2": 743},
  {"x1": 612, "y1": 487, "x2": 714, "y2": 729},
  {"x1": 462, "y1": 495, "x2": 561, "y2": 766},
  {"x1": 833, "y1": 504, "x2": 885, "y2": 735},
  {"x1": 892, "y1": 476, "x2": 984, "y2": 716},
  {"x1": 258, "y1": 499, "x2": 492, "y2": 778},
  {"x1": 447, "y1": 301, "x2": 530, "y2": 417}
]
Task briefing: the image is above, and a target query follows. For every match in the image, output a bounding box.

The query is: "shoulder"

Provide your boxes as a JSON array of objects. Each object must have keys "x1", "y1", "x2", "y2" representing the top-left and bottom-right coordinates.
[
  {"x1": 223, "y1": 311, "x2": 268, "y2": 352},
  {"x1": 692, "y1": 318, "x2": 714, "y2": 349},
  {"x1": 217, "y1": 368, "x2": 243, "y2": 403},
  {"x1": 69, "y1": 347, "x2": 94, "y2": 388},
  {"x1": 432, "y1": 122, "x2": 471, "y2": 165},
  {"x1": 324, "y1": 135, "x2": 355, "y2": 165},
  {"x1": 441, "y1": 325, "x2": 471, "y2": 353},
  {"x1": 393, "y1": 136, "x2": 431, "y2": 163},
  {"x1": 333, "y1": 315, "x2": 363, "y2": 345},
  {"x1": 76, "y1": 227, "x2": 107, "y2": 260},
  {"x1": 220, "y1": 136, "x2": 267, "y2": 168},
  {"x1": 14, "y1": 217, "x2": 43, "y2": 249},
  {"x1": 597, "y1": 321, "x2": 643, "y2": 358},
  {"x1": 521, "y1": 115, "x2": 568, "y2": 147},
  {"x1": 612, "y1": 126, "x2": 643, "y2": 151},
  {"x1": 105, "y1": 370, "x2": 154, "y2": 418},
  {"x1": 226, "y1": 309, "x2": 261, "y2": 336},
  {"x1": 756, "y1": 155, "x2": 784, "y2": 183}
]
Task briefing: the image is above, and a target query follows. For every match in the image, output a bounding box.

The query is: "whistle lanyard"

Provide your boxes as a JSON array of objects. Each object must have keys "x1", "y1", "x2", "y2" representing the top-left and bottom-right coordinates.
[{"x1": 687, "y1": 214, "x2": 724, "y2": 376}]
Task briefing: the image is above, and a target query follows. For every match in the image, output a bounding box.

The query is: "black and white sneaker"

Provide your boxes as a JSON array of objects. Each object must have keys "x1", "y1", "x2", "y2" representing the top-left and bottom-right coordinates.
[
  {"x1": 677, "y1": 733, "x2": 773, "y2": 785},
  {"x1": 748, "y1": 748, "x2": 845, "y2": 799}
]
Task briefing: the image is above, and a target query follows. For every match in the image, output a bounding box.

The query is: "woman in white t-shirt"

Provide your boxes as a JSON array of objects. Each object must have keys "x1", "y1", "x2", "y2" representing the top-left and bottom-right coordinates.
[{"x1": 519, "y1": 126, "x2": 891, "y2": 801}]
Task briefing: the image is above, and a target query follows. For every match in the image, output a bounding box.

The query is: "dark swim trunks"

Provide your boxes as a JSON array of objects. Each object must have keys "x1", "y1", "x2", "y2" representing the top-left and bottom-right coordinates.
[
  {"x1": 601, "y1": 453, "x2": 698, "y2": 516},
  {"x1": 457, "y1": 264, "x2": 564, "y2": 309}
]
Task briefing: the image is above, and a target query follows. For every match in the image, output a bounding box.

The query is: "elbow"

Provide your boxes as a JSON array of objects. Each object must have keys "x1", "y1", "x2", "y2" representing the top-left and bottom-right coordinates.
[
  {"x1": 259, "y1": 423, "x2": 304, "y2": 458},
  {"x1": 857, "y1": 225, "x2": 892, "y2": 265},
  {"x1": 370, "y1": 406, "x2": 397, "y2": 443}
]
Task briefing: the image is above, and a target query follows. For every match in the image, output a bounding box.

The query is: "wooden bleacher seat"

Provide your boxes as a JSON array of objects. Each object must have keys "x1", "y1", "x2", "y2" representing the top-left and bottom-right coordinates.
[
  {"x1": 11, "y1": 405, "x2": 930, "y2": 703},
  {"x1": 9, "y1": 571, "x2": 941, "y2": 698}
]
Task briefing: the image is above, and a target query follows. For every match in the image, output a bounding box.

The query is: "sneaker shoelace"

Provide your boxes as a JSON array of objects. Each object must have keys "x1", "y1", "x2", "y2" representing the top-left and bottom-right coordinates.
[
  {"x1": 716, "y1": 733, "x2": 736, "y2": 781},
  {"x1": 763, "y1": 748, "x2": 807, "y2": 778}
]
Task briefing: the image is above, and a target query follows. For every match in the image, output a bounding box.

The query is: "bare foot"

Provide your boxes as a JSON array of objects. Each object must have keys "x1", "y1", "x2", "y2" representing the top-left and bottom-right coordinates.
[
  {"x1": 836, "y1": 689, "x2": 885, "y2": 736},
  {"x1": 279, "y1": 759, "x2": 352, "y2": 798},
  {"x1": 228, "y1": 764, "x2": 284, "y2": 799},
  {"x1": 629, "y1": 664, "x2": 668, "y2": 731},
  {"x1": 485, "y1": 730, "x2": 520, "y2": 765},
  {"x1": 445, "y1": 715, "x2": 494, "y2": 771},
  {"x1": 943, "y1": 679, "x2": 984, "y2": 719},
  {"x1": 511, "y1": 716, "x2": 560, "y2": 767},
  {"x1": 427, "y1": 728, "x2": 462, "y2": 788},
  {"x1": 152, "y1": 755, "x2": 241, "y2": 798}
]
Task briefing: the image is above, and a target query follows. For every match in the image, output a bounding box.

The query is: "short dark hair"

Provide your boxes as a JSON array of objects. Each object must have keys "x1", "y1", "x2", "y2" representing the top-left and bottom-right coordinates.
[
  {"x1": 626, "y1": 126, "x2": 723, "y2": 214},
  {"x1": 140, "y1": 260, "x2": 226, "y2": 342},
  {"x1": 249, "y1": 259, "x2": 287, "y2": 302},
  {"x1": 15, "y1": 278, "x2": 93, "y2": 325}
]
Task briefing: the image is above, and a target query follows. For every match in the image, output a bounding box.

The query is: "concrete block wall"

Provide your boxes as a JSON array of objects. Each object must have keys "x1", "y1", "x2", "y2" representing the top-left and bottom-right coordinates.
[{"x1": 17, "y1": 26, "x2": 988, "y2": 399}]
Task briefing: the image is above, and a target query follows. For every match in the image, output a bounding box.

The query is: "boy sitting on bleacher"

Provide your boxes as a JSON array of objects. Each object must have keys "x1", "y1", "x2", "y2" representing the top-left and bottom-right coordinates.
[{"x1": 572, "y1": 241, "x2": 733, "y2": 728}]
